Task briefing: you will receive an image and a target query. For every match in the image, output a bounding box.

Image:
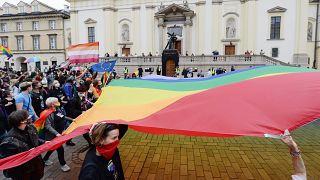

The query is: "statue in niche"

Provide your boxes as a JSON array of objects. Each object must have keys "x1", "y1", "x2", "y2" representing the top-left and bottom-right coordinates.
[
  {"x1": 226, "y1": 18, "x2": 236, "y2": 39},
  {"x1": 308, "y1": 22, "x2": 313, "y2": 41},
  {"x1": 121, "y1": 24, "x2": 129, "y2": 42}
]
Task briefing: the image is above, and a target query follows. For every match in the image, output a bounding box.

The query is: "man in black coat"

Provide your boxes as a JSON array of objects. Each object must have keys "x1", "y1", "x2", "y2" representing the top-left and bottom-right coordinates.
[{"x1": 0, "y1": 110, "x2": 45, "y2": 180}]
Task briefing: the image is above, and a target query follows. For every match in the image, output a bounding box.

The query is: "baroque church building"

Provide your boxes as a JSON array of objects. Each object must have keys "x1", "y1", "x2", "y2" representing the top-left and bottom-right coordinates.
[{"x1": 67, "y1": 0, "x2": 319, "y2": 67}]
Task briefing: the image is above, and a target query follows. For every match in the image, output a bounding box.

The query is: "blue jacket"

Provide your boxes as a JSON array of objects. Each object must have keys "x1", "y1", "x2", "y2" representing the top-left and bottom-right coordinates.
[{"x1": 63, "y1": 83, "x2": 75, "y2": 100}]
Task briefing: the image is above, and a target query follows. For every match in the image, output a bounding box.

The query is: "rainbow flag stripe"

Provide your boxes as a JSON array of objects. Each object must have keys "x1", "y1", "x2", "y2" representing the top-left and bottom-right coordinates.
[{"x1": 64, "y1": 65, "x2": 320, "y2": 136}]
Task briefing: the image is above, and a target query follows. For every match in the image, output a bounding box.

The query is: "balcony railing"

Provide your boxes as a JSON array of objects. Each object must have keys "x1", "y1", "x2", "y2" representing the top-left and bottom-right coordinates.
[{"x1": 100, "y1": 55, "x2": 293, "y2": 67}]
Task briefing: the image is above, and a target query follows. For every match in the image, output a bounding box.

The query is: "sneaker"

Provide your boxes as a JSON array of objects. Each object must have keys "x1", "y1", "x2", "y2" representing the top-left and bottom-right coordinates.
[
  {"x1": 66, "y1": 141, "x2": 75, "y2": 146},
  {"x1": 61, "y1": 164, "x2": 71, "y2": 172},
  {"x1": 44, "y1": 160, "x2": 53, "y2": 166}
]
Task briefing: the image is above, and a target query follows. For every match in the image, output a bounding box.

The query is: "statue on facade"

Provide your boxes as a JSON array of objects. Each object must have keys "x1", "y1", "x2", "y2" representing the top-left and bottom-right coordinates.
[
  {"x1": 226, "y1": 18, "x2": 236, "y2": 38},
  {"x1": 183, "y1": 1, "x2": 189, "y2": 8},
  {"x1": 121, "y1": 24, "x2": 129, "y2": 42},
  {"x1": 159, "y1": 2, "x2": 165, "y2": 10},
  {"x1": 165, "y1": 32, "x2": 178, "y2": 50}
]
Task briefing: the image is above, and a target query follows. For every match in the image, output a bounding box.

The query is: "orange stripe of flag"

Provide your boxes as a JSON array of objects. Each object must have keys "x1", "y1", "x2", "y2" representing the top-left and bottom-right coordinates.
[{"x1": 66, "y1": 42, "x2": 99, "y2": 51}]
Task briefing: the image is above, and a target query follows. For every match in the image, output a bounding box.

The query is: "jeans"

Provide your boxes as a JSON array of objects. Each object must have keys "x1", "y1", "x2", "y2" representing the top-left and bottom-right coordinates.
[{"x1": 43, "y1": 145, "x2": 66, "y2": 165}]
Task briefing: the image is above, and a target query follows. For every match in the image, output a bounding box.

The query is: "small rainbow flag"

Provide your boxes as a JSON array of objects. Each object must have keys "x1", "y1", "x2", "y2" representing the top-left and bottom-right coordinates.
[
  {"x1": 0, "y1": 45, "x2": 13, "y2": 60},
  {"x1": 33, "y1": 109, "x2": 55, "y2": 139},
  {"x1": 102, "y1": 72, "x2": 109, "y2": 86}
]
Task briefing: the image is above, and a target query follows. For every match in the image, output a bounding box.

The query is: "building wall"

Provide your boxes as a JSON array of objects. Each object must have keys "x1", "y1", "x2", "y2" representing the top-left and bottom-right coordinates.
[
  {"x1": 68, "y1": 0, "x2": 315, "y2": 66},
  {"x1": 255, "y1": 0, "x2": 296, "y2": 64},
  {"x1": 0, "y1": 0, "x2": 70, "y2": 71}
]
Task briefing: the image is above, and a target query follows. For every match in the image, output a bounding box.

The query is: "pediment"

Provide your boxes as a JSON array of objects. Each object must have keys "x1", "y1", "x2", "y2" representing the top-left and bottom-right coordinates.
[
  {"x1": 155, "y1": 3, "x2": 194, "y2": 16},
  {"x1": 3, "y1": 2, "x2": 17, "y2": 8},
  {"x1": 84, "y1": 18, "x2": 97, "y2": 24},
  {"x1": 17, "y1": 1, "x2": 31, "y2": 7},
  {"x1": 31, "y1": 0, "x2": 56, "y2": 11},
  {"x1": 267, "y1": 6, "x2": 287, "y2": 13}
]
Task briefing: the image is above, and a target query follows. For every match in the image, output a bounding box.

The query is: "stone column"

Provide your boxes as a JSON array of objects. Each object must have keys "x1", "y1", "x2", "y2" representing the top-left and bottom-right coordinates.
[
  {"x1": 184, "y1": 13, "x2": 193, "y2": 55},
  {"x1": 70, "y1": 10, "x2": 78, "y2": 44},
  {"x1": 240, "y1": 0, "x2": 257, "y2": 53},
  {"x1": 195, "y1": 1, "x2": 206, "y2": 55},
  {"x1": 293, "y1": 0, "x2": 308, "y2": 67},
  {"x1": 212, "y1": 1, "x2": 222, "y2": 53},
  {"x1": 146, "y1": 5, "x2": 156, "y2": 54},
  {"x1": 132, "y1": 6, "x2": 141, "y2": 55},
  {"x1": 103, "y1": 7, "x2": 117, "y2": 54},
  {"x1": 246, "y1": 0, "x2": 257, "y2": 52},
  {"x1": 157, "y1": 15, "x2": 165, "y2": 53}
]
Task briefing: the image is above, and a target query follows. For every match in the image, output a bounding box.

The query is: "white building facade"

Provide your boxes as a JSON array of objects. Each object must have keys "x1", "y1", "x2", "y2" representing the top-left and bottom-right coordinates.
[{"x1": 68, "y1": 0, "x2": 319, "y2": 67}]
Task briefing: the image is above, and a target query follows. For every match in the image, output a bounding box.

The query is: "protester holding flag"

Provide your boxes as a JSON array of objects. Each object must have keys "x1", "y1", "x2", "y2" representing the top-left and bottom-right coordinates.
[
  {"x1": 79, "y1": 123, "x2": 128, "y2": 180},
  {"x1": 66, "y1": 86, "x2": 93, "y2": 146},
  {"x1": 280, "y1": 131, "x2": 307, "y2": 179},
  {"x1": 42, "y1": 97, "x2": 71, "y2": 172},
  {"x1": 0, "y1": 110, "x2": 45, "y2": 180}
]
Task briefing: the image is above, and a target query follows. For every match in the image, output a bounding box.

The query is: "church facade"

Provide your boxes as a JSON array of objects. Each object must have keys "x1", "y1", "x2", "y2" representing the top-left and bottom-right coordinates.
[{"x1": 67, "y1": 0, "x2": 319, "y2": 67}]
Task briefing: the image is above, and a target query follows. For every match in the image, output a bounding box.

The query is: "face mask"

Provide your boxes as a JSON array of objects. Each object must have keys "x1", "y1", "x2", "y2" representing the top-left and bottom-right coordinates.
[
  {"x1": 78, "y1": 93, "x2": 85, "y2": 97},
  {"x1": 54, "y1": 102, "x2": 60, "y2": 107},
  {"x1": 96, "y1": 140, "x2": 119, "y2": 160},
  {"x1": 54, "y1": 83, "x2": 60, "y2": 88}
]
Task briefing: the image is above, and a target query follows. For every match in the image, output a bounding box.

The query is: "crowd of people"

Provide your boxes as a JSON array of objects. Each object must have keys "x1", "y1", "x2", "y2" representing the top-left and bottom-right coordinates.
[
  {"x1": 0, "y1": 64, "x2": 308, "y2": 180},
  {"x1": 0, "y1": 66, "x2": 130, "y2": 179}
]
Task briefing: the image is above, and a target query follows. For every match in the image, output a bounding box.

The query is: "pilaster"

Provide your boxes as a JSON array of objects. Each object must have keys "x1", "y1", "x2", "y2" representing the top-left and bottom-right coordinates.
[
  {"x1": 293, "y1": 0, "x2": 308, "y2": 66},
  {"x1": 157, "y1": 14, "x2": 166, "y2": 53},
  {"x1": 104, "y1": 7, "x2": 116, "y2": 53},
  {"x1": 70, "y1": 10, "x2": 79, "y2": 45},
  {"x1": 132, "y1": 7, "x2": 141, "y2": 54}
]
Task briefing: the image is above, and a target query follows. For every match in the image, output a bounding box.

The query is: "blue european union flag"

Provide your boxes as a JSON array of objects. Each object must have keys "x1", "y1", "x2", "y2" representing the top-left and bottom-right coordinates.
[{"x1": 91, "y1": 60, "x2": 116, "y2": 72}]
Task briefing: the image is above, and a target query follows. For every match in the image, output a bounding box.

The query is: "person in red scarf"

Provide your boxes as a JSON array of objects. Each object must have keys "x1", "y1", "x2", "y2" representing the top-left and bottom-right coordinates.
[{"x1": 79, "y1": 123, "x2": 128, "y2": 180}]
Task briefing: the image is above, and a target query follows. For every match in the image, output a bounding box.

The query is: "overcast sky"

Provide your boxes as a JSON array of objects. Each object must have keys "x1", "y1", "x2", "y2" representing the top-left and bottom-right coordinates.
[{"x1": 0, "y1": 0, "x2": 70, "y2": 10}]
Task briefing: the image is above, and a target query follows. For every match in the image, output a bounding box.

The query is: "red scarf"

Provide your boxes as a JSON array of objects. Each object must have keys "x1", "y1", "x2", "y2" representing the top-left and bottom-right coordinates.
[{"x1": 96, "y1": 140, "x2": 120, "y2": 160}]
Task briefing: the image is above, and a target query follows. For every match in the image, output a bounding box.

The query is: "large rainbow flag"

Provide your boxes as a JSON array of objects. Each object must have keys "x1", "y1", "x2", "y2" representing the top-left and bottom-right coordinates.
[{"x1": 1, "y1": 66, "x2": 320, "y2": 169}]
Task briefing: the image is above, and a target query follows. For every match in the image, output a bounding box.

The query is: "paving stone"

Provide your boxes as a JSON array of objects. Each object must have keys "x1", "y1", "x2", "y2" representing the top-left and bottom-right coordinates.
[{"x1": 180, "y1": 164, "x2": 188, "y2": 176}]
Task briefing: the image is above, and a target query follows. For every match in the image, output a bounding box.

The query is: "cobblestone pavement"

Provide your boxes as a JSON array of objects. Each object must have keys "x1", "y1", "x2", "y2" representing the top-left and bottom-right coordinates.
[{"x1": 1, "y1": 120, "x2": 320, "y2": 180}]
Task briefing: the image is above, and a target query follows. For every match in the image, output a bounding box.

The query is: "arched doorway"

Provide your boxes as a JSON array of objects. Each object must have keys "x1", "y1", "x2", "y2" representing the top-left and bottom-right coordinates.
[
  {"x1": 16, "y1": 56, "x2": 27, "y2": 72},
  {"x1": 166, "y1": 58, "x2": 176, "y2": 77}
]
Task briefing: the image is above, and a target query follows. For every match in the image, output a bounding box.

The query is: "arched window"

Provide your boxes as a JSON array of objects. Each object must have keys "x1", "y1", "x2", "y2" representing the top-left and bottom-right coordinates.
[
  {"x1": 308, "y1": 22, "x2": 313, "y2": 41},
  {"x1": 226, "y1": 18, "x2": 236, "y2": 39},
  {"x1": 121, "y1": 24, "x2": 130, "y2": 42}
]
